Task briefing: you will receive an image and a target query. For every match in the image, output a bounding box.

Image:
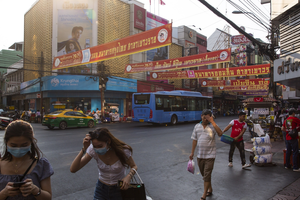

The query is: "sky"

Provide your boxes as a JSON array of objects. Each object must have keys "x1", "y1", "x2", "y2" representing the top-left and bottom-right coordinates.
[{"x1": 0, "y1": 0, "x2": 271, "y2": 50}]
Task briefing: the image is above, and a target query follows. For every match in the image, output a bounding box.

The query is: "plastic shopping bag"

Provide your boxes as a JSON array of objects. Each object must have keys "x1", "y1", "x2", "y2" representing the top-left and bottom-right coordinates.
[{"x1": 187, "y1": 160, "x2": 195, "y2": 174}]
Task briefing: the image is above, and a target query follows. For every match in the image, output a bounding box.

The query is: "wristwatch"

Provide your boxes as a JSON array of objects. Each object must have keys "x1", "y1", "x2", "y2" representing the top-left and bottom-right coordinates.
[{"x1": 34, "y1": 187, "x2": 41, "y2": 196}]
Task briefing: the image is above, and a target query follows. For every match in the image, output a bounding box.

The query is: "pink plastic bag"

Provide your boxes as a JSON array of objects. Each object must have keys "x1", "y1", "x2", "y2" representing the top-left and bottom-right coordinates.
[{"x1": 187, "y1": 160, "x2": 195, "y2": 174}]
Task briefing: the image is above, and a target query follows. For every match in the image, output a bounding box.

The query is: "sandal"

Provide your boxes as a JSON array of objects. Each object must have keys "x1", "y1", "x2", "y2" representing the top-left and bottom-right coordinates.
[
  {"x1": 201, "y1": 198, "x2": 206, "y2": 200},
  {"x1": 206, "y1": 192, "x2": 213, "y2": 196}
]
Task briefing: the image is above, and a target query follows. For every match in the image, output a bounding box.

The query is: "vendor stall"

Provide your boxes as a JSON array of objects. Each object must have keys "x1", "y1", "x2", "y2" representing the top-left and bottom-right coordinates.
[{"x1": 242, "y1": 97, "x2": 280, "y2": 140}]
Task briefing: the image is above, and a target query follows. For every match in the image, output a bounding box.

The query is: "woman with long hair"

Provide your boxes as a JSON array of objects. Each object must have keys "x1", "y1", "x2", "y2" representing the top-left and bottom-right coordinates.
[
  {"x1": 0, "y1": 120, "x2": 54, "y2": 199},
  {"x1": 70, "y1": 127, "x2": 137, "y2": 200}
]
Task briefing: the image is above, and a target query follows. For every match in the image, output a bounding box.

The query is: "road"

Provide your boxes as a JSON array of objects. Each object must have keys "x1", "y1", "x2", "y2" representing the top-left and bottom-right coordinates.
[{"x1": 1, "y1": 116, "x2": 300, "y2": 200}]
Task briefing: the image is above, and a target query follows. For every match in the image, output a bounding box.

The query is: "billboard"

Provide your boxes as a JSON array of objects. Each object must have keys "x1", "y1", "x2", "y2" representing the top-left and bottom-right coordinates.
[
  {"x1": 53, "y1": 0, "x2": 98, "y2": 73},
  {"x1": 146, "y1": 12, "x2": 169, "y2": 62}
]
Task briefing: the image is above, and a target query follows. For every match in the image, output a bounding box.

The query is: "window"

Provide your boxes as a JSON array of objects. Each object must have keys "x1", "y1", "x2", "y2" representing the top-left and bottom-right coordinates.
[
  {"x1": 155, "y1": 96, "x2": 164, "y2": 110},
  {"x1": 187, "y1": 98, "x2": 196, "y2": 111},
  {"x1": 64, "y1": 112, "x2": 74, "y2": 116},
  {"x1": 134, "y1": 94, "x2": 150, "y2": 105}
]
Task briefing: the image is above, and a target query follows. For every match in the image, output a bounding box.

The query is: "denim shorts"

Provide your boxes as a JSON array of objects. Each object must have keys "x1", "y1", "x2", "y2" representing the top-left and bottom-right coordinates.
[{"x1": 93, "y1": 180, "x2": 122, "y2": 200}]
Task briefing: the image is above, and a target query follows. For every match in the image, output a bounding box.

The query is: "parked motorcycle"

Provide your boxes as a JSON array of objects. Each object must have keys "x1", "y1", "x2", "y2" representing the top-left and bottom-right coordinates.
[{"x1": 0, "y1": 116, "x2": 13, "y2": 129}]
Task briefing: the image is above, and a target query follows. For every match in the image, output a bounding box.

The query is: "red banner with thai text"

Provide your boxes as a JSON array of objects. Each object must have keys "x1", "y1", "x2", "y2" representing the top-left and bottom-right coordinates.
[
  {"x1": 125, "y1": 48, "x2": 231, "y2": 73},
  {"x1": 218, "y1": 85, "x2": 269, "y2": 91},
  {"x1": 150, "y1": 64, "x2": 270, "y2": 80},
  {"x1": 200, "y1": 78, "x2": 269, "y2": 87},
  {"x1": 52, "y1": 23, "x2": 172, "y2": 70}
]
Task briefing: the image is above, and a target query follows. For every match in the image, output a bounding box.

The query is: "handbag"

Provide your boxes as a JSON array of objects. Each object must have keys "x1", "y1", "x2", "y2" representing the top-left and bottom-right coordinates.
[
  {"x1": 286, "y1": 120, "x2": 298, "y2": 139},
  {"x1": 118, "y1": 169, "x2": 148, "y2": 200}
]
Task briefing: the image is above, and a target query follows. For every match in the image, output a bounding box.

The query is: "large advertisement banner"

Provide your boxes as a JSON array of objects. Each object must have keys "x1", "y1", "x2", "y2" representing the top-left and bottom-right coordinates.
[
  {"x1": 134, "y1": 5, "x2": 146, "y2": 31},
  {"x1": 200, "y1": 78, "x2": 269, "y2": 87},
  {"x1": 125, "y1": 48, "x2": 231, "y2": 74},
  {"x1": 55, "y1": 0, "x2": 96, "y2": 73},
  {"x1": 149, "y1": 64, "x2": 270, "y2": 80},
  {"x1": 53, "y1": 23, "x2": 172, "y2": 70},
  {"x1": 146, "y1": 12, "x2": 169, "y2": 62}
]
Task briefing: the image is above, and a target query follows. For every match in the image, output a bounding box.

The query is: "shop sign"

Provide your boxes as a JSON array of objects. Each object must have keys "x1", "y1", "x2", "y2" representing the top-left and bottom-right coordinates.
[
  {"x1": 106, "y1": 76, "x2": 137, "y2": 92},
  {"x1": 134, "y1": 5, "x2": 146, "y2": 31},
  {"x1": 150, "y1": 64, "x2": 270, "y2": 80},
  {"x1": 200, "y1": 78, "x2": 269, "y2": 87},
  {"x1": 218, "y1": 85, "x2": 269, "y2": 91},
  {"x1": 53, "y1": 23, "x2": 172, "y2": 70},
  {"x1": 231, "y1": 34, "x2": 251, "y2": 45},
  {"x1": 254, "y1": 97, "x2": 264, "y2": 102},
  {"x1": 125, "y1": 48, "x2": 231, "y2": 73},
  {"x1": 37, "y1": 93, "x2": 41, "y2": 98},
  {"x1": 242, "y1": 91, "x2": 269, "y2": 96},
  {"x1": 274, "y1": 52, "x2": 300, "y2": 82}
]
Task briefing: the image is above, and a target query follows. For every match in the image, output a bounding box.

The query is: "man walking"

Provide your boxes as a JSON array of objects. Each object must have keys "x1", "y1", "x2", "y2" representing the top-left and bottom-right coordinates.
[
  {"x1": 282, "y1": 108, "x2": 300, "y2": 172},
  {"x1": 223, "y1": 111, "x2": 251, "y2": 169},
  {"x1": 189, "y1": 109, "x2": 223, "y2": 200}
]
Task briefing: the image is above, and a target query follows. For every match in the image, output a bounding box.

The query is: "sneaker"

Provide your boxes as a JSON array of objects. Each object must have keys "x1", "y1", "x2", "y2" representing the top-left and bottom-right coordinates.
[
  {"x1": 228, "y1": 162, "x2": 233, "y2": 167},
  {"x1": 285, "y1": 167, "x2": 291, "y2": 170},
  {"x1": 293, "y1": 168, "x2": 300, "y2": 172},
  {"x1": 242, "y1": 163, "x2": 251, "y2": 169}
]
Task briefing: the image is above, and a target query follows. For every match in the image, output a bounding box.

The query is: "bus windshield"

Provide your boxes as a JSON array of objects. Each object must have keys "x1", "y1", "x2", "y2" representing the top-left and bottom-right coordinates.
[{"x1": 134, "y1": 94, "x2": 150, "y2": 105}]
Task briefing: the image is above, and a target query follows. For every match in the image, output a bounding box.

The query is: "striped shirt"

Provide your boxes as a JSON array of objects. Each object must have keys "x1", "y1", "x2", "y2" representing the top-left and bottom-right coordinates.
[{"x1": 191, "y1": 122, "x2": 217, "y2": 159}]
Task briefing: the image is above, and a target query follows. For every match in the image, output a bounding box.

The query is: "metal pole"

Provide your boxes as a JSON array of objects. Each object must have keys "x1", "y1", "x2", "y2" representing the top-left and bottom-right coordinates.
[{"x1": 40, "y1": 51, "x2": 44, "y2": 121}]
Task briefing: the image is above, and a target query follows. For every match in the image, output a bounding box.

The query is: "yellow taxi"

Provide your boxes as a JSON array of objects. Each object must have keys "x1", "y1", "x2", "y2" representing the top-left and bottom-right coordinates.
[{"x1": 42, "y1": 109, "x2": 96, "y2": 130}]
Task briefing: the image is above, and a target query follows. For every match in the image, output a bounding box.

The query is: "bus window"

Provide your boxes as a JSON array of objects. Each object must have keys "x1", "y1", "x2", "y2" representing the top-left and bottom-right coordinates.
[
  {"x1": 155, "y1": 97, "x2": 164, "y2": 110},
  {"x1": 188, "y1": 98, "x2": 196, "y2": 111},
  {"x1": 134, "y1": 94, "x2": 150, "y2": 104}
]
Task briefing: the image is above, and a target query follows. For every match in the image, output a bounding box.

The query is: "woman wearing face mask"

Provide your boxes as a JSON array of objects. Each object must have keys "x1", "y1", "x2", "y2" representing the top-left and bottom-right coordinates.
[
  {"x1": 0, "y1": 120, "x2": 54, "y2": 200},
  {"x1": 70, "y1": 127, "x2": 137, "y2": 200}
]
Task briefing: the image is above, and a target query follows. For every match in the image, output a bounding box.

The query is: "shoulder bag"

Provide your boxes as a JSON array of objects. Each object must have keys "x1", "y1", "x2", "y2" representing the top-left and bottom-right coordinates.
[
  {"x1": 286, "y1": 120, "x2": 298, "y2": 139},
  {"x1": 118, "y1": 168, "x2": 152, "y2": 200}
]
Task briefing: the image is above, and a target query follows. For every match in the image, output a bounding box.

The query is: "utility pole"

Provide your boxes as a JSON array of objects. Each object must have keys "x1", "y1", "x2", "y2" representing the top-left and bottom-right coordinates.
[
  {"x1": 40, "y1": 51, "x2": 44, "y2": 121},
  {"x1": 98, "y1": 62, "x2": 109, "y2": 121}
]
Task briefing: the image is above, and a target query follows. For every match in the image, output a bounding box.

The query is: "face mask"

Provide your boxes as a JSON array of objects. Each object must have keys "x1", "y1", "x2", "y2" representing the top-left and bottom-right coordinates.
[
  {"x1": 7, "y1": 145, "x2": 31, "y2": 158},
  {"x1": 94, "y1": 143, "x2": 109, "y2": 155}
]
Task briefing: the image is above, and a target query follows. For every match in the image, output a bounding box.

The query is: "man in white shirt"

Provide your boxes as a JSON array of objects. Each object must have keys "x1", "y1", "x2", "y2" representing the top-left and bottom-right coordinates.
[{"x1": 189, "y1": 109, "x2": 223, "y2": 200}]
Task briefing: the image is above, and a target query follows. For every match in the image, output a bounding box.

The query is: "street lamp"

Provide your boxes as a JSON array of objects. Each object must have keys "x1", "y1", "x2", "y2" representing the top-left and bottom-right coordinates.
[{"x1": 232, "y1": 10, "x2": 270, "y2": 32}]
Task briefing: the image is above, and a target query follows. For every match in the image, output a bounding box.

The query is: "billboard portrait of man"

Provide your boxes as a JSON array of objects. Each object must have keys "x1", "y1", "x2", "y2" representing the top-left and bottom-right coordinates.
[{"x1": 58, "y1": 26, "x2": 84, "y2": 54}]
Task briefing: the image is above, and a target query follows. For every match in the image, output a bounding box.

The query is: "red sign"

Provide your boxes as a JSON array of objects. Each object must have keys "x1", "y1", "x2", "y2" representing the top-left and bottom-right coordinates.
[
  {"x1": 134, "y1": 5, "x2": 146, "y2": 31},
  {"x1": 218, "y1": 85, "x2": 269, "y2": 91},
  {"x1": 125, "y1": 48, "x2": 231, "y2": 73},
  {"x1": 231, "y1": 35, "x2": 251, "y2": 45},
  {"x1": 53, "y1": 23, "x2": 172, "y2": 70},
  {"x1": 254, "y1": 97, "x2": 264, "y2": 102},
  {"x1": 200, "y1": 78, "x2": 269, "y2": 87},
  {"x1": 137, "y1": 81, "x2": 174, "y2": 92},
  {"x1": 150, "y1": 64, "x2": 270, "y2": 80}
]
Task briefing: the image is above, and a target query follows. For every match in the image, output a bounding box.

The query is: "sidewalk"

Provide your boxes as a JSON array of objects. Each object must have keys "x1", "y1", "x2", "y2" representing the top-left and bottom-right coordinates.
[{"x1": 243, "y1": 132, "x2": 300, "y2": 200}]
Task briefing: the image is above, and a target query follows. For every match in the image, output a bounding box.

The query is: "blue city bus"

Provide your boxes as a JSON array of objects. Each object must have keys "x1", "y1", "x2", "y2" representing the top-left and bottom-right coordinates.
[{"x1": 132, "y1": 91, "x2": 212, "y2": 124}]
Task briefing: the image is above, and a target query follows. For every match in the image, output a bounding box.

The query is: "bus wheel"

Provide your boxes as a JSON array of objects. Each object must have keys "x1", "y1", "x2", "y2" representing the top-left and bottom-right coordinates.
[{"x1": 171, "y1": 115, "x2": 177, "y2": 125}]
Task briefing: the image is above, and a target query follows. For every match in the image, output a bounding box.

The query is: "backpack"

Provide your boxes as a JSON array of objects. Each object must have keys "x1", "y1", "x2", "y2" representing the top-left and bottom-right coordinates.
[{"x1": 285, "y1": 120, "x2": 298, "y2": 139}]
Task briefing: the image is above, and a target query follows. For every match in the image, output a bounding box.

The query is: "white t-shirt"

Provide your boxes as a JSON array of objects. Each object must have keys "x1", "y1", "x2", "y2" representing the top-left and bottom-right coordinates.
[
  {"x1": 191, "y1": 122, "x2": 217, "y2": 159},
  {"x1": 86, "y1": 144, "x2": 132, "y2": 185}
]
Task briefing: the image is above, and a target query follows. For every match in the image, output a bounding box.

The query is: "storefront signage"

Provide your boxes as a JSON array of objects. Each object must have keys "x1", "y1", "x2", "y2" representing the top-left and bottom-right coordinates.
[
  {"x1": 125, "y1": 48, "x2": 231, "y2": 73},
  {"x1": 106, "y1": 76, "x2": 137, "y2": 92},
  {"x1": 137, "y1": 81, "x2": 174, "y2": 92},
  {"x1": 218, "y1": 85, "x2": 269, "y2": 91},
  {"x1": 242, "y1": 91, "x2": 269, "y2": 96},
  {"x1": 200, "y1": 78, "x2": 269, "y2": 87},
  {"x1": 254, "y1": 97, "x2": 264, "y2": 102},
  {"x1": 231, "y1": 35, "x2": 251, "y2": 45},
  {"x1": 53, "y1": 23, "x2": 172, "y2": 70},
  {"x1": 134, "y1": 5, "x2": 146, "y2": 31},
  {"x1": 274, "y1": 52, "x2": 300, "y2": 82},
  {"x1": 150, "y1": 64, "x2": 270, "y2": 80}
]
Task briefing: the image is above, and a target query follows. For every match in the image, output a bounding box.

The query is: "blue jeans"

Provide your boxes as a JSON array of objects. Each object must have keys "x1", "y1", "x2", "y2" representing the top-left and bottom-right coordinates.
[
  {"x1": 286, "y1": 139, "x2": 299, "y2": 169},
  {"x1": 94, "y1": 180, "x2": 122, "y2": 200}
]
